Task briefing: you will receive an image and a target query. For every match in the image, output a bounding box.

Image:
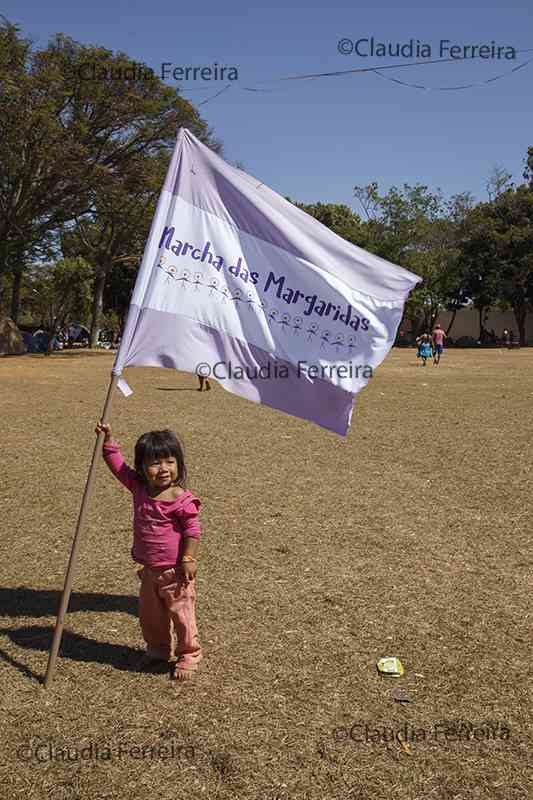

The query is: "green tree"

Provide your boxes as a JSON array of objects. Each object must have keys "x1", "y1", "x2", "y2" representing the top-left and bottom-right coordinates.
[
  {"x1": 26, "y1": 257, "x2": 92, "y2": 354},
  {"x1": 102, "y1": 260, "x2": 138, "y2": 330},
  {"x1": 291, "y1": 201, "x2": 369, "y2": 248},
  {"x1": 0, "y1": 22, "x2": 217, "y2": 322},
  {"x1": 62, "y1": 152, "x2": 169, "y2": 345},
  {"x1": 459, "y1": 187, "x2": 533, "y2": 345},
  {"x1": 486, "y1": 165, "x2": 513, "y2": 202},
  {"x1": 523, "y1": 146, "x2": 533, "y2": 187},
  {"x1": 353, "y1": 183, "x2": 473, "y2": 335}
]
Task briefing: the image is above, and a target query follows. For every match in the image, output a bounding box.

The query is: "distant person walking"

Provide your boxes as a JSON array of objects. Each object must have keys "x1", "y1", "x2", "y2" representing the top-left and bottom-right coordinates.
[
  {"x1": 432, "y1": 324, "x2": 447, "y2": 365},
  {"x1": 416, "y1": 333, "x2": 433, "y2": 366},
  {"x1": 197, "y1": 376, "x2": 211, "y2": 392},
  {"x1": 502, "y1": 328, "x2": 511, "y2": 349}
]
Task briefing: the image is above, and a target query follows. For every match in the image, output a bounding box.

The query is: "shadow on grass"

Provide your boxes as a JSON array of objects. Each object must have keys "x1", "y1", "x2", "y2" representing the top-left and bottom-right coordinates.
[
  {"x1": 155, "y1": 387, "x2": 199, "y2": 392},
  {"x1": 28, "y1": 351, "x2": 112, "y2": 359},
  {"x1": 0, "y1": 644, "x2": 42, "y2": 682},
  {"x1": 0, "y1": 625, "x2": 150, "y2": 677},
  {"x1": 0, "y1": 587, "x2": 137, "y2": 618}
]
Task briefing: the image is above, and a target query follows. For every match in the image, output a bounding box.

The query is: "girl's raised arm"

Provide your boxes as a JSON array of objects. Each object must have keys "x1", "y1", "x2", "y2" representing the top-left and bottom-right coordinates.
[{"x1": 96, "y1": 422, "x2": 139, "y2": 493}]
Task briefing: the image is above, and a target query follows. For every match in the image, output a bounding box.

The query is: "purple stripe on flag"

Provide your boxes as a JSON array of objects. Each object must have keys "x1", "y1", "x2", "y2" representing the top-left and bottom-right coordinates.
[
  {"x1": 115, "y1": 306, "x2": 356, "y2": 435},
  {"x1": 173, "y1": 150, "x2": 299, "y2": 257},
  {"x1": 165, "y1": 130, "x2": 419, "y2": 302}
]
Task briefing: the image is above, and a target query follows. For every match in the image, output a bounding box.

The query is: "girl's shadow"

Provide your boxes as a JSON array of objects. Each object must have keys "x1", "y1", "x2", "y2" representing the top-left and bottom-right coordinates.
[
  {"x1": 0, "y1": 587, "x2": 152, "y2": 681},
  {"x1": 0, "y1": 586, "x2": 137, "y2": 618},
  {"x1": 0, "y1": 625, "x2": 146, "y2": 680}
]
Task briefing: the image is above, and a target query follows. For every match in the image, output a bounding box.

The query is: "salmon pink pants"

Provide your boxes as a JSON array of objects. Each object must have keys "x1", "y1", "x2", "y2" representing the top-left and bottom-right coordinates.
[{"x1": 137, "y1": 566, "x2": 202, "y2": 670}]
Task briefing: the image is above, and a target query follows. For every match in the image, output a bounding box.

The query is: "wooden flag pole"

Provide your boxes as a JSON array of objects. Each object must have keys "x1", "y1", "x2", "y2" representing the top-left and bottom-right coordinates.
[{"x1": 44, "y1": 372, "x2": 120, "y2": 688}]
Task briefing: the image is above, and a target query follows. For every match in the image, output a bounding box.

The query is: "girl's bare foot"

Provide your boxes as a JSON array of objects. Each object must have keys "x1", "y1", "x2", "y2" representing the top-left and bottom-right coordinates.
[{"x1": 169, "y1": 662, "x2": 196, "y2": 681}]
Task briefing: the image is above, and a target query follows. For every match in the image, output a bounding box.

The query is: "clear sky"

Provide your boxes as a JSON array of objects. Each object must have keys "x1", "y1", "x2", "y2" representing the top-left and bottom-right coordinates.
[{"x1": 4, "y1": 0, "x2": 533, "y2": 211}]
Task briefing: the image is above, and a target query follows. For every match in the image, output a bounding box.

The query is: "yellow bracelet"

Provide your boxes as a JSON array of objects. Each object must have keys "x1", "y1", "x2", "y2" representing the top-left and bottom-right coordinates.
[{"x1": 181, "y1": 555, "x2": 196, "y2": 563}]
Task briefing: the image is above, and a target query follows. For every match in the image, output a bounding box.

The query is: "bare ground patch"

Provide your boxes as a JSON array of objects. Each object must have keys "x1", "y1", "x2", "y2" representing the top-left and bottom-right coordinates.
[{"x1": 0, "y1": 348, "x2": 531, "y2": 799}]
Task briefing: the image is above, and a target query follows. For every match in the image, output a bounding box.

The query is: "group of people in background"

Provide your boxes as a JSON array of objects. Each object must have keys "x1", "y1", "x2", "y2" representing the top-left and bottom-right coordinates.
[
  {"x1": 416, "y1": 324, "x2": 447, "y2": 366},
  {"x1": 415, "y1": 324, "x2": 516, "y2": 365},
  {"x1": 480, "y1": 327, "x2": 515, "y2": 346}
]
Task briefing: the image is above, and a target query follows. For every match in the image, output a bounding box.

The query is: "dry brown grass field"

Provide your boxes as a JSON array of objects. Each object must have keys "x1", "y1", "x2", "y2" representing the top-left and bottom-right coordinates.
[{"x1": 0, "y1": 348, "x2": 531, "y2": 800}]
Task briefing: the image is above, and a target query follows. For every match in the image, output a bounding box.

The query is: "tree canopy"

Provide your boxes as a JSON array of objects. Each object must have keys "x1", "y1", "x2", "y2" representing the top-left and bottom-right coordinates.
[
  {"x1": 1, "y1": 19, "x2": 532, "y2": 346},
  {"x1": 0, "y1": 20, "x2": 217, "y2": 332}
]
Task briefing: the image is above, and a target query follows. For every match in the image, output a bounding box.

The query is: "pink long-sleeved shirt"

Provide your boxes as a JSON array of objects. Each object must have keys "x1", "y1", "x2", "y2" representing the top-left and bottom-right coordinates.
[{"x1": 102, "y1": 440, "x2": 201, "y2": 567}]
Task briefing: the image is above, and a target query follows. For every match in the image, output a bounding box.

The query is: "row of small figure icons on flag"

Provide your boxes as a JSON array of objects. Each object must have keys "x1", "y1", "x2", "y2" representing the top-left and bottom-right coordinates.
[{"x1": 157, "y1": 261, "x2": 357, "y2": 352}]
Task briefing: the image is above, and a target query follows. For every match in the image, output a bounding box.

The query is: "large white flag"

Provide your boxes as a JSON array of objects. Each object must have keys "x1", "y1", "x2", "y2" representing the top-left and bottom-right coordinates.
[{"x1": 113, "y1": 129, "x2": 420, "y2": 435}]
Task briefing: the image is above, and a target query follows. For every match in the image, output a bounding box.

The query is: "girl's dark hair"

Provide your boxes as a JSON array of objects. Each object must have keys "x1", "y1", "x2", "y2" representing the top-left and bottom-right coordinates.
[{"x1": 134, "y1": 429, "x2": 187, "y2": 487}]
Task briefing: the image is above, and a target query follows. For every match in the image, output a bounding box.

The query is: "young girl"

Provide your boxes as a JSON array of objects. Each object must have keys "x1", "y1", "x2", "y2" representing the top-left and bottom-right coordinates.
[
  {"x1": 95, "y1": 422, "x2": 202, "y2": 681},
  {"x1": 416, "y1": 333, "x2": 433, "y2": 366}
]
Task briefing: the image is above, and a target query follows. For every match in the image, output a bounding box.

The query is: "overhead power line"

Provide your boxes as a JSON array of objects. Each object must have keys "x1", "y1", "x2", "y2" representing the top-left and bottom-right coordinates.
[{"x1": 183, "y1": 48, "x2": 533, "y2": 105}]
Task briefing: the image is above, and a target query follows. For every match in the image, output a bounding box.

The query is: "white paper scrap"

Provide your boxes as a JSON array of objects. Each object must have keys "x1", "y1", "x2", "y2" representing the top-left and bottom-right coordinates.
[{"x1": 116, "y1": 377, "x2": 133, "y2": 397}]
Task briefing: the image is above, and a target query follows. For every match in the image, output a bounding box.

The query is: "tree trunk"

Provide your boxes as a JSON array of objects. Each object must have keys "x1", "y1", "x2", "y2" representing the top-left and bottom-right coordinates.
[
  {"x1": 10, "y1": 268, "x2": 23, "y2": 324},
  {"x1": 429, "y1": 305, "x2": 439, "y2": 331},
  {"x1": 90, "y1": 269, "x2": 107, "y2": 348},
  {"x1": 445, "y1": 307, "x2": 458, "y2": 337},
  {"x1": 512, "y1": 303, "x2": 527, "y2": 346},
  {"x1": 0, "y1": 241, "x2": 8, "y2": 312},
  {"x1": 478, "y1": 305, "x2": 485, "y2": 340},
  {"x1": 412, "y1": 314, "x2": 425, "y2": 339},
  {"x1": 45, "y1": 317, "x2": 56, "y2": 357}
]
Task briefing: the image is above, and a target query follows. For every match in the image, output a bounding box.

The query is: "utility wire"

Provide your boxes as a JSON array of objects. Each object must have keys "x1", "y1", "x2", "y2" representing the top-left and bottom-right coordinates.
[{"x1": 182, "y1": 47, "x2": 533, "y2": 105}]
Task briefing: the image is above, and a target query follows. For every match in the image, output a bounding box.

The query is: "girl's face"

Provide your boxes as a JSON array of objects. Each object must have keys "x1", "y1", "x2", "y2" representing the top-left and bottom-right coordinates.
[{"x1": 144, "y1": 455, "x2": 178, "y2": 489}]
